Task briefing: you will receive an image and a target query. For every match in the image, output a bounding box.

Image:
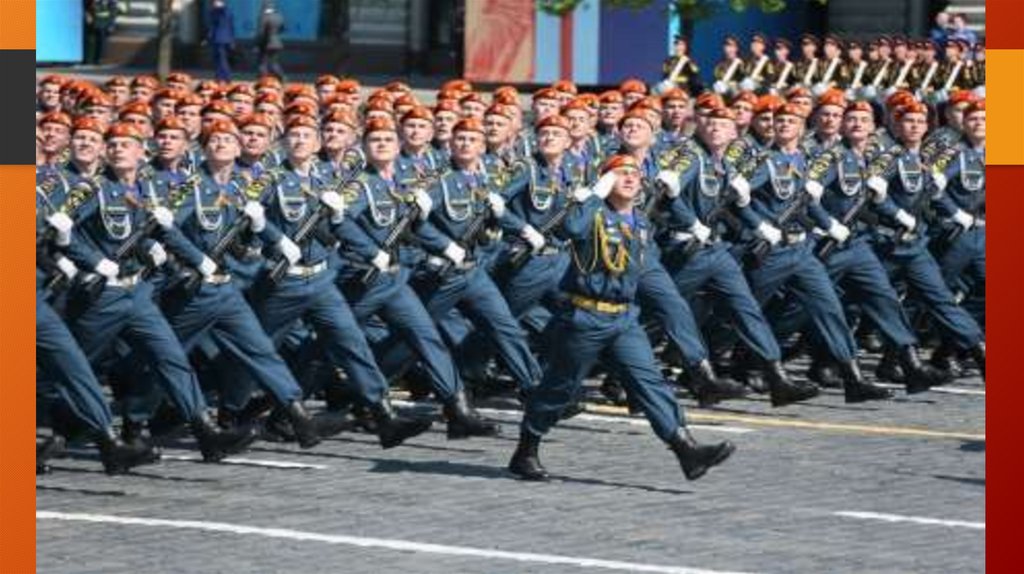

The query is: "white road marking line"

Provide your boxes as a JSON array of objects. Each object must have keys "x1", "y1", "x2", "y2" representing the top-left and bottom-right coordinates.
[
  {"x1": 874, "y1": 383, "x2": 986, "y2": 396},
  {"x1": 159, "y1": 454, "x2": 327, "y2": 470},
  {"x1": 37, "y1": 511, "x2": 759, "y2": 574},
  {"x1": 391, "y1": 400, "x2": 755, "y2": 435},
  {"x1": 834, "y1": 511, "x2": 985, "y2": 530}
]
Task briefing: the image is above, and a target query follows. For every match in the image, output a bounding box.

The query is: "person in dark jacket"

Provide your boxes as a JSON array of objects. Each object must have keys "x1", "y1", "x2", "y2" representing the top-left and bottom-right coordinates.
[
  {"x1": 257, "y1": 2, "x2": 286, "y2": 80},
  {"x1": 207, "y1": 0, "x2": 235, "y2": 82}
]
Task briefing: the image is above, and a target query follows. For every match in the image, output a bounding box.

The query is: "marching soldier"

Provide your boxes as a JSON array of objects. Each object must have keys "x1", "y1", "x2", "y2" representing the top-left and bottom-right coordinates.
[
  {"x1": 769, "y1": 38, "x2": 796, "y2": 93},
  {"x1": 813, "y1": 35, "x2": 845, "y2": 95},
  {"x1": 802, "y1": 89, "x2": 846, "y2": 155},
  {"x1": 911, "y1": 40, "x2": 942, "y2": 98},
  {"x1": 793, "y1": 34, "x2": 821, "y2": 88},
  {"x1": 839, "y1": 40, "x2": 870, "y2": 94},
  {"x1": 937, "y1": 39, "x2": 975, "y2": 96},
  {"x1": 740, "y1": 33, "x2": 775, "y2": 92},
  {"x1": 659, "y1": 35, "x2": 702, "y2": 95},
  {"x1": 713, "y1": 35, "x2": 745, "y2": 95},
  {"x1": 508, "y1": 155, "x2": 736, "y2": 482},
  {"x1": 886, "y1": 37, "x2": 917, "y2": 93}
]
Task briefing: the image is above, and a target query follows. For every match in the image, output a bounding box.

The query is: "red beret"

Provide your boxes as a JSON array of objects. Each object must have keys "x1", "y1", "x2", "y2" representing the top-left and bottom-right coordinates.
[
  {"x1": 661, "y1": 88, "x2": 689, "y2": 104},
  {"x1": 600, "y1": 154, "x2": 640, "y2": 175},
  {"x1": 434, "y1": 100, "x2": 461, "y2": 115},
  {"x1": 618, "y1": 108, "x2": 656, "y2": 129},
  {"x1": 775, "y1": 102, "x2": 808, "y2": 119},
  {"x1": 255, "y1": 75, "x2": 283, "y2": 90},
  {"x1": 363, "y1": 116, "x2": 397, "y2": 136},
  {"x1": 131, "y1": 75, "x2": 160, "y2": 89},
  {"x1": 321, "y1": 109, "x2": 359, "y2": 130},
  {"x1": 72, "y1": 117, "x2": 106, "y2": 135},
  {"x1": 105, "y1": 122, "x2": 145, "y2": 142},
  {"x1": 453, "y1": 117, "x2": 486, "y2": 135},
  {"x1": 316, "y1": 74, "x2": 340, "y2": 87},
  {"x1": 385, "y1": 80, "x2": 412, "y2": 93},
  {"x1": 485, "y1": 103, "x2": 517, "y2": 121},
  {"x1": 561, "y1": 98, "x2": 591, "y2": 115},
  {"x1": 238, "y1": 113, "x2": 276, "y2": 130},
  {"x1": 947, "y1": 89, "x2": 977, "y2": 108},
  {"x1": 785, "y1": 86, "x2": 812, "y2": 101},
  {"x1": 401, "y1": 106, "x2": 435, "y2": 124},
  {"x1": 535, "y1": 114, "x2": 571, "y2": 132},
  {"x1": 202, "y1": 100, "x2": 235, "y2": 117},
  {"x1": 155, "y1": 116, "x2": 188, "y2": 133},
  {"x1": 816, "y1": 89, "x2": 847, "y2": 110},
  {"x1": 492, "y1": 89, "x2": 519, "y2": 107},
  {"x1": 963, "y1": 100, "x2": 985, "y2": 117},
  {"x1": 552, "y1": 80, "x2": 578, "y2": 95},
  {"x1": 118, "y1": 101, "x2": 153, "y2": 119},
  {"x1": 885, "y1": 89, "x2": 916, "y2": 111},
  {"x1": 228, "y1": 83, "x2": 256, "y2": 98},
  {"x1": 441, "y1": 79, "x2": 474, "y2": 93},
  {"x1": 843, "y1": 100, "x2": 874, "y2": 116},
  {"x1": 894, "y1": 101, "x2": 928, "y2": 120},
  {"x1": 284, "y1": 101, "x2": 318, "y2": 118},
  {"x1": 176, "y1": 93, "x2": 205, "y2": 110},
  {"x1": 619, "y1": 78, "x2": 648, "y2": 95},
  {"x1": 165, "y1": 71, "x2": 193, "y2": 86},
  {"x1": 459, "y1": 92, "x2": 487, "y2": 107},
  {"x1": 201, "y1": 119, "x2": 240, "y2": 143},
  {"x1": 705, "y1": 106, "x2": 737, "y2": 122},
  {"x1": 104, "y1": 76, "x2": 131, "y2": 88},
  {"x1": 754, "y1": 94, "x2": 784, "y2": 115},
  {"x1": 532, "y1": 88, "x2": 561, "y2": 102},
  {"x1": 731, "y1": 91, "x2": 758, "y2": 108},
  {"x1": 695, "y1": 92, "x2": 726, "y2": 111},
  {"x1": 285, "y1": 114, "x2": 319, "y2": 132}
]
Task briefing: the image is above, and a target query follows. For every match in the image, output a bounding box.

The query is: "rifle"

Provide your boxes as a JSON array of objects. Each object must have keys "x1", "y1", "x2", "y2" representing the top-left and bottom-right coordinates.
[
  {"x1": 941, "y1": 187, "x2": 985, "y2": 246},
  {"x1": 79, "y1": 214, "x2": 160, "y2": 303},
  {"x1": 267, "y1": 202, "x2": 331, "y2": 284},
  {"x1": 814, "y1": 191, "x2": 869, "y2": 260},
  {"x1": 433, "y1": 206, "x2": 491, "y2": 277},
  {"x1": 746, "y1": 192, "x2": 811, "y2": 267},
  {"x1": 505, "y1": 199, "x2": 574, "y2": 271},
  {"x1": 360, "y1": 202, "x2": 421, "y2": 284}
]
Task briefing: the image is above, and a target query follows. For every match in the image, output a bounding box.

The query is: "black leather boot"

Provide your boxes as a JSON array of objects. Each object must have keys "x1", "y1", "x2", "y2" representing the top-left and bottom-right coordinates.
[
  {"x1": 807, "y1": 356, "x2": 843, "y2": 388},
  {"x1": 858, "y1": 328, "x2": 885, "y2": 353},
  {"x1": 899, "y1": 346, "x2": 953, "y2": 394},
  {"x1": 599, "y1": 374, "x2": 629, "y2": 406},
  {"x1": 685, "y1": 360, "x2": 748, "y2": 408},
  {"x1": 371, "y1": 399, "x2": 432, "y2": 449},
  {"x1": 875, "y1": 348, "x2": 906, "y2": 383},
  {"x1": 930, "y1": 342, "x2": 964, "y2": 378},
  {"x1": 764, "y1": 361, "x2": 819, "y2": 407},
  {"x1": 970, "y1": 342, "x2": 986, "y2": 380},
  {"x1": 285, "y1": 400, "x2": 353, "y2": 449},
  {"x1": 98, "y1": 427, "x2": 159, "y2": 474},
  {"x1": 667, "y1": 428, "x2": 736, "y2": 481},
  {"x1": 36, "y1": 435, "x2": 66, "y2": 475},
  {"x1": 443, "y1": 389, "x2": 501, "y2": 439},
  {"x1": 191, "y1": 411, "x2": 258, "y2": 462},
  {"x1": 508, "y1": 429, "x2": 548, "y2": 481},
  {"x1": 839, "y1": 360, "x2": 894, "y2": 403}
]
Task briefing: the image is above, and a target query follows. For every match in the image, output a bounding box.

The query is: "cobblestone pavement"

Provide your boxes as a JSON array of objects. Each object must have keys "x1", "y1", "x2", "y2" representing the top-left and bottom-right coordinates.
[{"x1": 37, "y1": 358, "x2": 985, "y2": 574}]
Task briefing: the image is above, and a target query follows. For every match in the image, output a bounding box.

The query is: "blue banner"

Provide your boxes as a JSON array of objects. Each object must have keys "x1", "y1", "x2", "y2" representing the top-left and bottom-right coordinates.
[
  {"x1": 37, "y1": 0, "x2": 84, "y2": 63},
  {"x1": 228, "y1": 0, "x2": 320, "y2": 41}
]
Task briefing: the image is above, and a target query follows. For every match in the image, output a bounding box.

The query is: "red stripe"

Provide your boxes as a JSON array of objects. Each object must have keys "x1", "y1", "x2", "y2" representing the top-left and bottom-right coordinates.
[{"x1": 560, "y1": 13, "x2": 573, "y2": 80}]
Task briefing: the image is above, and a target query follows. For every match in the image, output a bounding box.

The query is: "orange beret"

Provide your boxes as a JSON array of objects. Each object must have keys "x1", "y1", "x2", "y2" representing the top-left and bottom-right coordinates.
[
  {"x1": 316, "y1": 74, "x2": 339, "y2": 87},
  {"x1": 492, "y1": 89, "x2": 519, "y2": 107},
  {"x1": 785, "y1": 86, "x2": 812, "y2": 101},
  {"x1": 285, "y1": 114, "x2": 319, "y2": 132},
  {"x1": 118, "y1": 101, "x2": 152, "y2": 119},
  {"x1": 552, "y1": 80, "x2": 578, "y2": 95},
  {"x1": 434, "y1": 100, "x2": 461, "y2": 115},
  {"x1": 459, "y1": 92, "x2": 487, "y2": 107},
  {"x1": 330, "y1": 79, "x2": 357, "y2": 95},
  {"x1": 577, "y1": 93, "x2": 600, "y2": 109},
  {"x1": 618, "y1": 108, "x2": 656, "y2": 129},
  {"x1": 364, "y1": 98, "x2": 394, "y2": 115},
  {"x1": 816, "y1": 89, "x2": 847, "y2": 110},
  {"x1": 775, "y1": 103, "x2": 808, "y2": 119},
  {"x1": 176, "y1": 93, "x2": 205, "y2": 110},
  {"x1": 385, "y1": 81, "x2": 412, "y2": 93},
  {"x1": 441, "y1": 79, "x2": 474, "y2": 93},
  {"x1": 72, "y1": 117, "x2": 106, "y2": 135},
  {"x1": 661, "y1": 88, "x2": 689, "y2": 104},
  {"x1": 202, "y1": 100, "x2": 235, "y2": 117},
  {"x1": 619, "y1": 78, "x2": 648, "y2": 95},
  {"x1": 494, "y1": 85, "x2": 520, "y2": 100},
  {"x1": 155, "y1": 116, "x2": 188, "y2": 133},
  {"x1": 562, "y1": 98, "x2": 591, "y2": 115},
  {"x1": 963, "y1": 100, "x2": 985, "y2": 117},
  {"x1": 321, "y1": 109, "x2": 358, "y2": 130},
  {"x1": 753, "y1": 94, "x2": 784, "y2": 115},
  {"x1": 695, "y1": 92, "x2": 726, "y2": 111},
  {"x1": 843, "y1": 100, "x2": 874, "y2": 116},
  {"x1": 255, "y1": 75, "x2": 283, "y2": 90},
  {"x1": 238, "y1": 113, "x2": 275, "y2": 130},
  {"x1": 535, "y1": 114, "x2": 571, "y2": 132},
  {"x1": 104, "y1": 75, "x2": 130, "y2": 88},
  {"x1": 165, "y1": 71, "x2": 193, "y2": 86},
  {"x1": 894, "y1": 101, "x2": 928, "y2": 120},
  {"x1": 600, "y1": 154, "x2": 640, "y2": 175},
  {"x1": 254, "y1": 92, "x2": 284, "y2": 109},
  {"x1": 228, "y1": 83, "x2": 256, "y2": 98},
  {"x1": 637, "y1": 96, "x2": 663, "y2": 112},
  {"x1": 532, "y1": 88, "x2": 561, "y2": 102},
  {"x1": 453, "y1": 117, "x2": 486, "y2": 135},
  {"x1": 196, "y1": 80, "x2": 220, "y2": 92},
  {"x1": 485, "y1": 103, "x2": 516, "y2": 121},
  {"x1": 40, "y1": 74, "x2": 68, "y2": 87},
  {"x1": 363, "y1": 116, "x2": 397, "y2": 136},
  {"x1": 105, "y1": 122, "x2": 145, "y2": 142},
  {"x1": 436, "y1": 89, "x2": 461, "y2": 103},
  {"x1": 131, "y1": 75, "x2": 160, "y2": 89},
  {"x1": 284, "y1": 101, "x2": 318, "y2": 118},
  {"x1": 201, "y1": 119, "x2": 240, "y2": 143},
  {"x1": 705, "y1": 106, "x2": 737, "y2": 122},
  {"x1": 285, "y1": 84, "x2": 318, "y2": 102},
  {"x1": 731, "y1": 91, "x2": 758, "y2": 107},
  {"x1": 947, "y1": 89, "x2": 977, "y2": 108},
  {"x1": 394, "y1": 94, "x2": 420, "y2": 109},
  {"x1": 599, "y1": 90, "x2": 624, "y2": 104},
  {"x1": 885, "y1": 89, "x2": 916, "y2": 111},
  {"x1": 152, "y1": 88, "x2": 183, "y2": 102},
  {"x1": 80, "y1": 92, "x2": 114, "y2": 109},
  {"x1": 401, "y1": 105, "x2": 434, "y2": 124}
]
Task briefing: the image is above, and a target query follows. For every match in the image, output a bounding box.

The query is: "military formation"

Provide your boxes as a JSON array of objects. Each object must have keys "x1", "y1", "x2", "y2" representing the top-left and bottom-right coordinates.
[{"x1": 34, "y1": 33, "x2": 985, "y2": 483}]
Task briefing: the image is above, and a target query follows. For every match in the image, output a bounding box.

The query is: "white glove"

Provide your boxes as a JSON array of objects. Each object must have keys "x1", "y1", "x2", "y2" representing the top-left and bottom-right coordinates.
[
  {"x1": 656, "y1": 170, "x2": 682, "y2": 198},
  {"x1": 931, "y1": 171, "x2": 948, "y2": 192},
  {"x1": 152, "y1": 206, "x2": 175, "y2": 230},
  {"x1": 690, "y1": 220, "x2": 712, "y2": 243},
  {"x1": 826, "y1": 219, "x2": 851, "y2": 243},
  {"x1": 95, "y1": 258, "x2": 120, "y2": 280},
  {"x1": 55, "y1": 256, "x2": 78, "y2": 280},
  {"x1": 866, "y1": 176, "x2": 889, "y2": 204},
  {"x1": 654, "y1": 80, "x2": 673, "y2": 95},
  {"x1": 811, "y1": 83, "x2": 828, "y2": 97},
  {"x1": 972, "y1": 85, "x2": 985, "y2": 99},
  {"x1": 277, "y1": 236, "x2": 301, "y2": 265},
  {"x1": 756, "y1": 221, "x2": 782, "y2": 246},
  {"x1": 148, "y1": 242, "x2": 168, "y2": 267},
  {"x1": 895, "y1": 209, "x2": 917, "y2": 232},
  {"x1": 592, "y1": 171, "x2": 618, "y2": 200},
  {"x1": 882, "y1": 86, "x2": 897, "y2": 99},
  {"x1": 486, "y1": 192, "x2": 506, "y2": 218},
  {"x1": 46, "y1": 212, "x2": 74, "y2": 247},
  {"x1": 932, "y1": 89, "x2": 949, "y2": 104},
  {"x1": 521, "y1": 225, "x2": 546, "y2": 252},
  {"x1": 243, "y1": 201, "x2": 266, "y2": 232},
  {"x1": 805, "y1": 180, "x2": 825, "y2": 202},
  {"x1": 443, "y1": 242, "x2": 466, "y2": 266},
  {"x1": 198, "y1": 255, "x2": 218, "y2": 277},
  {"x1": 952, "y1": 209, "x2": 975, "y2": 230},
  {"x1": 713, "y1": 80, "x2": 728, "y2": 94},
  {"x1": 371, "y1": 250, "x2": 391, "y2": 272},
  {"x1": 571, "y1": 185, "x2": 592, "y2": 203},
  {"x1": 320, "y1": 190, "x2": 346, "y2": 223},
  {"x1": 413, "y1": 188, "x2": 433, "y2": 220},
  {"x1": 739, "y1": 78, "x2": 756, "y2": 92},
  {"x1": 729, "y1": 175, "x2": 751, "y2": 207},
  {"x1": 861, "y1": 85, "x2": 878, "y2": 101}
]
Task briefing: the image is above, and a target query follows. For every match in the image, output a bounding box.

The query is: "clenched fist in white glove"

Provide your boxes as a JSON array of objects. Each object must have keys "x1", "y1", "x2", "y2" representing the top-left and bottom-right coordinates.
[
  {"x1": 320, "y1": 190, "x2": 346, "y2": 223},
  {"x1": 198, "y1": 256, "x2": 218, "y2": 277},
  {"x1": 755, "y1": 221, "x2": 782, "y2": 246},
  {"x1": 656, "y1": 170, "x2": 682, "y2": 198},
  {"x1": 866, "y1": 175, "x2": 889, "y2": 203},
  {"x1": 277, "y1": 236, "x2": 302, "y2": 265},
  {"x1": 486, "y1": 192, "x2": 506, "y2": 218},
  {"x1": 148, "y1": 242, "x2": 168, "y2": 267},
  {"x1": 521, "y1": 225, "x2": 546, "y2": 252},
  {"x1": 805, "y1": 180, "x2": 825, "y2": 202},
  {"x1": 46, "y1": 212, "x2": 74, "y2": 246},
  {"x1": 443, "y1": 242, "x2": 466, "y2": 266},
  {"x1": 894, "y1": 209, "x2": 917, "y2": 232},
  {"x1": 571, "y1": 185, "x2": 591, "y2": 203},
  {"x1": 690, "y1": 220, "x2": 712, "y2": 244},
  {"x1": 951, "y1": 209, "x2": 975, "y2": 230},
  {"x1": 95, "y1": 258, "x2": 120, "y2": 280},
  {"x1": 826, "y1": 219, "x2": 851, "y2": 243},
  {"x1": 592, "y1": 170, "x2": 618, "y2": 200},
  {"x1": 371, "y1": 250, "x2": 391, "y2": 272},
  {"x1": 242, "y1": 201, "x2": 266, "y2": 232},
  {"x1": 412, "y1": 188, "x2": 433, "y2": 220},
  {"x1": 730, "y1": 175, "x2": 752, "y2": 207},
  {"x1": 152, "y1": 206, "x2": 175, "y2": 230}
]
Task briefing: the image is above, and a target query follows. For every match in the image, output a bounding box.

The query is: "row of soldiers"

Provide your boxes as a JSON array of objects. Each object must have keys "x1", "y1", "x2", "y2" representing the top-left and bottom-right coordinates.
[
  {"x1": 34, "y1": 69, "x2": 985, "y2": 482},
  {"x1": 662, "y1": 32, "x2": 984, "y2": 104}
]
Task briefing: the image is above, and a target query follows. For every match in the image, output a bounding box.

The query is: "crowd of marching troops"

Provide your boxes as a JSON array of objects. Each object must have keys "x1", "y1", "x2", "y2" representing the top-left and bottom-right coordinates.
[{"x1": 34, "y1": 31, "x2": 985, "y2": 482}]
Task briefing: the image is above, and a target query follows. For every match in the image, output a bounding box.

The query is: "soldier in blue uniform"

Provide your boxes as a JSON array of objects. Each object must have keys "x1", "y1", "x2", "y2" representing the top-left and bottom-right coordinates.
[
  {"x1": 734, "y1": 103, "x2": 892, "y2": 403},
  {"x1": 247, "y1": 114, "x2": 433, "y2": 449},
  {"x1": 396, "y1": 106, "x2": 446, "y2": 184},
  {"x1": 801, "y1": 100, "x2": 950, "y2": 392},
  {"x1": 657, "y1": 106, "x2": 816, "y2": 406},
  {"x1": 335, "y1": 116, "x2": 499, "y2": 438},
  {"x1": 509, "y1": 155, "x2": 735, "y2": 481},
  {"x1": 318, "y1": 109, "x2": 365, "y2": 187},
  {"x1": 865, "y1": 101, "x2": 985, "y2": 378},
  {"x1": 60, "y1": 122, "x2": 257, "y2": 462}
]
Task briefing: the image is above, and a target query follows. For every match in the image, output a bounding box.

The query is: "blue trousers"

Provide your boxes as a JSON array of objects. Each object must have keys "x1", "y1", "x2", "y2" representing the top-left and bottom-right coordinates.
[
  {"x1": 637, "y1": 258, "x2": 708, "y2": 365},
  {"x1": 939, "y1": 227, "x2": 985, "y2": 326},
  {"x1": 345, "y1": 271, "x2": 462, "y2": 401},
  {"x1": 523, "y1": 306, "x2": 682, "y2": 442},
  {"x1": 165, "y1": 282, "x2": 302, "y2": 407},
  {"x1": 666, "y1": 243, "x2": 781, "y2": 362},
  {"x1": 212, "y1": 43, "x2": 231, "y2": 82},
  {"x1": 251, "y1": 270, "x2": 387, "y2": 405},
  {"x1": 388, "y1": 266, "x2": 541, "y2": 390},
  {"x1": 884, "y1": 242, "x2": 984, "y2": 350},
  {"x1": 746, "y1": 242, "x2": 857, "y2": 362},
  {"x1": 37, "y1": 294, "x2": 113, "y2": 433},
  {"x1": 68, "y1": 282, "x2": 207, "y2": 419}
]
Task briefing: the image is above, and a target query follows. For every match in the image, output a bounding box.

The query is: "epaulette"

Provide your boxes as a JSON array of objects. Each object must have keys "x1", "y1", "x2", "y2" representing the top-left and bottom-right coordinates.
[
  {"x1": 805, "y1": 147, "x2": 841, "y2": 182},
  {"x1": 62, "y1": 179, "x2": 95, "y2": 215},
  {"x1": 167, "y1": 174, "x2": 201, "y2": 210}
]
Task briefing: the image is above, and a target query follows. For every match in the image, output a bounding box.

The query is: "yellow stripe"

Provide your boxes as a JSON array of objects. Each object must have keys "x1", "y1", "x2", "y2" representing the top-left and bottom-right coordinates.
[{"x1": 583, "y1": 404, "x2": 985, "y2": 441}]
